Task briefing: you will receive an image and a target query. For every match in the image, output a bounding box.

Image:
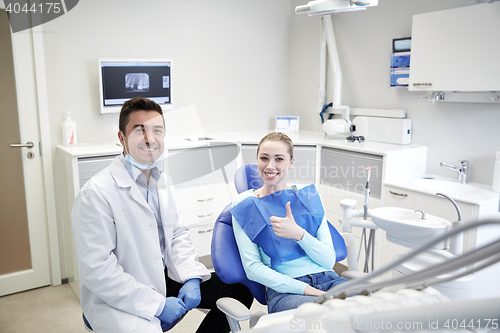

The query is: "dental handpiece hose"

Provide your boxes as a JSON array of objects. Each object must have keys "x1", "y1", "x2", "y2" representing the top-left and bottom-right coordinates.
[{"x1": 363, "y1": 167, "x2": 371, "y2": 220}]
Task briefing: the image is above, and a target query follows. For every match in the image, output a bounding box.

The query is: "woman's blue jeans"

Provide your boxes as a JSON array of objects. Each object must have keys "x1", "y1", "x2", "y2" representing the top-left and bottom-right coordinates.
[{"x1": 265, "y1": 271, "x2": 347, "y2": 314}]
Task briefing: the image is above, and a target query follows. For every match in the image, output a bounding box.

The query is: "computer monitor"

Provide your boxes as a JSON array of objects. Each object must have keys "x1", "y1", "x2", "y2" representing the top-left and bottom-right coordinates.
[{"x1": 98, "y1": 58, "x2": 172, "y2": 114}]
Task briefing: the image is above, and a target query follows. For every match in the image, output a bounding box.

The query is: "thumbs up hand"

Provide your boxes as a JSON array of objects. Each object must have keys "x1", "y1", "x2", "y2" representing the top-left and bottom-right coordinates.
[{"x1": 270, "y1": 202, "x2": 305, "y2": 241}]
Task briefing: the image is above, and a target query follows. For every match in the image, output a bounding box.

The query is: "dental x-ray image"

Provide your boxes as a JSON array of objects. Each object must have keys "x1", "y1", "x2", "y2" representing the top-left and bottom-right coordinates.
[{"x1": 125, "y1": 73, "x2": 150, "y2": 92}]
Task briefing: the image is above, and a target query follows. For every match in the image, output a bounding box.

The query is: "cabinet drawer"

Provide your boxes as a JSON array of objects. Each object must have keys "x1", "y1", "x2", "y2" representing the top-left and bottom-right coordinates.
[
  {"x1": 320, "y1": 148, "x2": 383, "y2": 198},
  {"x1": 384, "y1": 185, "x2": 474, "y2": 223},
  {"x1": 175, "y1": 182, "x2": 229, "y2": 197},
  {"x1": 77, "y1": 154, "x2": 119, "y2": 188},
  {"x1": 175, "y1": 183, "x2": 232, "y2": 212},
  {"x1": 189, "y1": 223, "x2": 215, "y2": 257},
  {"x1": 177, "y1": 191, "x2": 231, "y2": 213},
  {"x1": 183, "y1": 205, "x2": 226, "y2": 227}
]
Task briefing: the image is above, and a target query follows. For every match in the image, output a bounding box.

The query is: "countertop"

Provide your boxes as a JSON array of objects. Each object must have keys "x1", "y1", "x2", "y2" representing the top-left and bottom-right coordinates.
[
  {"x1": 384, "y1": 175, "x2": 500, "y2": 206},
  {"x1": 57, "y1": 130, "x2": 427, "y2": 157}
]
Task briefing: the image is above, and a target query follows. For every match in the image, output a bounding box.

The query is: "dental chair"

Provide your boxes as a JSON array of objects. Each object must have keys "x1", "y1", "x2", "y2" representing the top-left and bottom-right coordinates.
[{"x1": 211, "y1": 164, "x2": 349, "y2": 331}]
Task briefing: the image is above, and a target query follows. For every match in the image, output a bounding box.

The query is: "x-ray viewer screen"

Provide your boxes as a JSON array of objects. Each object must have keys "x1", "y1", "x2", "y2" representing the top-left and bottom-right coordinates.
[{"x1": 101, "y1": 61, "x2": 171, "y2": 108}]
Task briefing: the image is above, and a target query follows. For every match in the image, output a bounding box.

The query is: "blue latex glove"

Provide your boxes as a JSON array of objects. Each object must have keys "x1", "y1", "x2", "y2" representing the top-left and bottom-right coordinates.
[
  {"x1": 157, "y1": 297, "x2": 186, "y2": 331},
  {"x1": 177, "y1": 278, "x2": 202, "y2": 311}
]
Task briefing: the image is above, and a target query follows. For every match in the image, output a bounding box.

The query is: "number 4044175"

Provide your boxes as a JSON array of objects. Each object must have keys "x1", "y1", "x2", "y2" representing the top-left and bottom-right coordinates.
[{"x1": 6, "y1": 2, "x2": 62, "y2": 14}]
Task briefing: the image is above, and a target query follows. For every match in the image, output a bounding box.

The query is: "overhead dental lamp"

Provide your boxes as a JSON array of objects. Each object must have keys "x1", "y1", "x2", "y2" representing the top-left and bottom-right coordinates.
[
  {"x1": 295, "y1": 0, "x2": 378, "y2": 136},
  {"x1": 296, "y1": 0, "x2": 378, "y2": 17}
]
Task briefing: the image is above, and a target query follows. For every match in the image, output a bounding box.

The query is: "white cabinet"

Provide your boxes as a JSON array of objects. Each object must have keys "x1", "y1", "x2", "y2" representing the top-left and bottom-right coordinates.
[
  {"x1": 167, "y1": 143, "x2": 239, "y2": 260},
  {"x1": 320, "y1": 147, "x2": 383, "y2": 198},
  {"x1": 175, "y1": 183, "x2": 233, "y2": 258},
  {"x1": 383, "y1": 184, "x2": 500, "y2": 299},
  {"x1": 318, "y1": 148, "x2": 384, "y2": 269},
  {"x1": 409, "y1": 3, "x2": 500, "y2": 93},
  {"x1": 317, "y1": 146, "x2": 427, "y2": 272},
  {"x1": 381, "y1": 185, "x2": 474, "y2": 273}
]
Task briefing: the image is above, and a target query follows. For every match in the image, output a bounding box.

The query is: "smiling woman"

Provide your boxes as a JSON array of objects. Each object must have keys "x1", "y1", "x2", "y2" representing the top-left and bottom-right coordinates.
[
  {"x1": 230, "y1": 132, "x2": 349, "y2": 314},
  {"x1": 254, "y1": 132, "x2": 295, "y2": 198}
]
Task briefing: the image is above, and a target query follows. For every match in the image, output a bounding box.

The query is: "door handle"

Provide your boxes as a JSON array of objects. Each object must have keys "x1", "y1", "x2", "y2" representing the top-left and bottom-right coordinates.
[{"x1": 10, "y1": 141, "x2": 34, "y2": 148}]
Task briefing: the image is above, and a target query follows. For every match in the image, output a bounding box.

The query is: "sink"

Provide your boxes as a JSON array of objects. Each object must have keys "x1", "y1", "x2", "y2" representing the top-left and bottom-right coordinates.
[
  {"x1": 413, "y1": 178, "x2": 483, "y2": 195},
  {"x1": 370, "y1": 207, "x2": 451, "y2": 249}
]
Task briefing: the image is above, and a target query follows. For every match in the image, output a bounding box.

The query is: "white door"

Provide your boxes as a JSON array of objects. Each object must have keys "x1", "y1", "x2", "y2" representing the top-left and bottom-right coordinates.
[{"x1": 0, "y1": 9, "x2": 51, "y2": 296}]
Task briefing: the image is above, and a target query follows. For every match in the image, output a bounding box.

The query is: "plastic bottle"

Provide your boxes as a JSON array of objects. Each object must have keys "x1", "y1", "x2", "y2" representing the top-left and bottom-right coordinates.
[
  {"x1": 492, "y1": 151, "x2": 500, "y2": 193},
  {"x1": 62, "y1": 111, "x2": 77, "y2": 145}
]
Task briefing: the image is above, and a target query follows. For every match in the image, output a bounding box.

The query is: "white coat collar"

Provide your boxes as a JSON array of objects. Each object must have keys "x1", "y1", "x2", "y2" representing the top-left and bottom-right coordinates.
[{"x1": 109, "y1": 157, "x2": 151, "y2": 210}]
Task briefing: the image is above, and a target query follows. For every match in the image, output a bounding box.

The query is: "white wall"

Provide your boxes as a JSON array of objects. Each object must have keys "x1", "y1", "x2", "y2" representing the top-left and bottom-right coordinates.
[
  {"x1": 41, "y1": 0, "x2": 292, "y2": 146},
  {"x1": 290, "y1": 0, "x2": 500, "y2": 186}
]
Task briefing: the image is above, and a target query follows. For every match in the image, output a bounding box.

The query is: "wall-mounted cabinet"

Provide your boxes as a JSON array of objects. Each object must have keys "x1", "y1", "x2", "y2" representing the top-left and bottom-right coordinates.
[{"x1": 409, "y1": 3, "x2": 500, "y2": 95}]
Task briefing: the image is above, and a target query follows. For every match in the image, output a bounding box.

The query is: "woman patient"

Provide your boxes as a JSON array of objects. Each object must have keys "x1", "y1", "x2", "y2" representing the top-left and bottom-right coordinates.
[{"x1": 230, "y1": 132, "x2": 347, "y2": 313}]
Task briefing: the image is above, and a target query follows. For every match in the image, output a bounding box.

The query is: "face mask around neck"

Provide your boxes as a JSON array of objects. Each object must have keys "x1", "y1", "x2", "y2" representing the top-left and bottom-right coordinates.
[{"x1": 121, "y1": 132, "x2": 166, "y2": 170}]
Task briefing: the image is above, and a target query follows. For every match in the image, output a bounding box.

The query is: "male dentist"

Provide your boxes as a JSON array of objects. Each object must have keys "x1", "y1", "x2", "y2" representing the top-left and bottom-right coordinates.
[{"x1": 72, "y1": 97, "x2": 252, "y2": 332}]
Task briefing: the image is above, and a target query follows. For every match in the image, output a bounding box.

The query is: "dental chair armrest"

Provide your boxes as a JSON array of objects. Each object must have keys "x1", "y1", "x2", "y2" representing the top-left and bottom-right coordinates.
[
  {"x1": 341, "y1": 270, "x2": 384, "y2": 284},
  {"x1": 217, "y1": 297, "x2": 252, "y2": 320},
  {"x1": 216, "y1": 297, "x2": 252, "y2": 332}
]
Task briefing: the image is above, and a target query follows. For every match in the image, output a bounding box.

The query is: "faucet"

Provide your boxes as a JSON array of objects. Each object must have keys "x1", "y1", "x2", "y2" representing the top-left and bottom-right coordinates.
[
  {"x1": 439, "y1": 160, "x2": 468, "y2": 184},
  {"x1": 436, "y1": 193, "x2": 463, "y2": 256}
]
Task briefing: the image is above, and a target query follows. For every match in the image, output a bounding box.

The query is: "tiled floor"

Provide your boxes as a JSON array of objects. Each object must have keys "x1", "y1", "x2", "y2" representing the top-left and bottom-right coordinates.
[{"x1": 0, "y1": 284, "x2": 267, "y2": 333}]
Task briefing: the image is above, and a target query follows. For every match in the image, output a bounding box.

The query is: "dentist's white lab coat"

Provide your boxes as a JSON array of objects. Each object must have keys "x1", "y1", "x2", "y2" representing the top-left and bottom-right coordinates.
[{"x1": 72, "y1": 157, "x2": 211, "y2": 333}]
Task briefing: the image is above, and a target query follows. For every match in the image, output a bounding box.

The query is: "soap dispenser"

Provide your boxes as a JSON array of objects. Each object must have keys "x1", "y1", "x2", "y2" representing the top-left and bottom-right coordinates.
[
  {"x1": 62, "y1": 111, "x2": 77, "y2": 145},
  {"x1": 492, "y1": 151, "x2": 500, "y2": 193}
]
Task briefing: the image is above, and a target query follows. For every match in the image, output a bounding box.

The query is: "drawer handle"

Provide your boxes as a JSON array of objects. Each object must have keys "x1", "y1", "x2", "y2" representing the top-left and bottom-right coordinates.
[
  {"x1": 197, "y1": 197, "x2": 214, "y2": 202},
  {"x1": 197, "y1": 213, "x2": 214, "y2": 218},
  {"x1": 198, "y1": 228, "x2": 213, "y2": 234},
  {"x1": 389, "y1": 190, "x2": 408, "y2": 197}
]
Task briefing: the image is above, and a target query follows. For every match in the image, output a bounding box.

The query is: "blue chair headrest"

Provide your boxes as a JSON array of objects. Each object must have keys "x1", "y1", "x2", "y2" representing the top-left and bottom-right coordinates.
[{"x1": 234, "y1": 164, "x2": 264, "y2": 194}]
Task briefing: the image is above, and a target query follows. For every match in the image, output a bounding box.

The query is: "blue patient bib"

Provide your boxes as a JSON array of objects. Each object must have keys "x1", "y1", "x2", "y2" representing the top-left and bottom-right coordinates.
[{"x1": 230, "y1": 184, "x2": 324, "y2": 269}]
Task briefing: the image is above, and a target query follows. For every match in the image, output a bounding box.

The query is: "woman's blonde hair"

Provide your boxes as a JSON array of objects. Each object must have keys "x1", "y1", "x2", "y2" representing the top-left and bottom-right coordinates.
[{"x1": 256, "y1": 132, "x2": 294, "y2": 159}]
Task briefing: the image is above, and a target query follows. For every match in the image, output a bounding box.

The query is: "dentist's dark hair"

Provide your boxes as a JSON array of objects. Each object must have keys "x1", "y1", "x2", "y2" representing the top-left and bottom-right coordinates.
[
  {"x1": 119, "y1": 97, "x2": 164, "y2": 135},
  {"x1": 257, "y1": 132, "x2": 294, "y2": 159}
]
